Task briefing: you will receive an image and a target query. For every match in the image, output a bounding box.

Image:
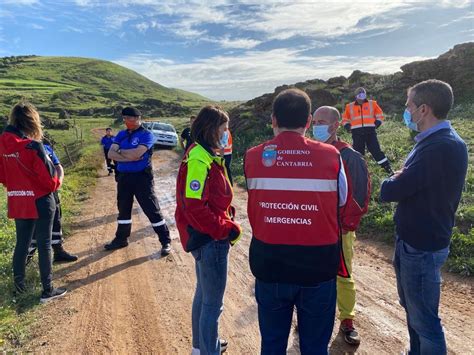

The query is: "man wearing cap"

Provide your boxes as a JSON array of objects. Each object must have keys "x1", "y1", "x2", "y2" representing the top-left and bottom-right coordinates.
[
  {"x1": 342, "y1": 87, "x2": 393, "y2": 175},
  {"x1": 105, "y1": 107, "x2": 171, "y2": 256}
]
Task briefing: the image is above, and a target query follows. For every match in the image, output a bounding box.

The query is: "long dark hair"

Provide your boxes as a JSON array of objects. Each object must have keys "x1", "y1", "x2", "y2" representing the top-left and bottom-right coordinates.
[{"x1": 191, "y1": 105, "x2": 229, "y2": 149}]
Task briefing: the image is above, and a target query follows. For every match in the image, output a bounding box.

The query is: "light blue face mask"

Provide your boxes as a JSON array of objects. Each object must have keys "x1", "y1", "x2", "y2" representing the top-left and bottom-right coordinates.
[
  {"x1": 312, "y1": 125, "x2": 331, "y2": 142},
  {"x1": 220, "y1": 130, "x2": 229, "y2": 147},
  {"x1": 403, "y1": 109, "x2": 419, "y2": 132}
]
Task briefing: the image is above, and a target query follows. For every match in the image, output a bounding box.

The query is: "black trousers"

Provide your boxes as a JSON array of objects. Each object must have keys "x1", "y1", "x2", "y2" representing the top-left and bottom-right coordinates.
[
  {"x1": 115, "y1": 168, "x2": 170, "y2": 245},
  {"x1": 13, "y1": 193, "x2": 55, "y2": 292},
  {"x1": 224, "y1": 154, "x2": 233, "y2": 186},
  {"x1": 30, "y1": 193, "x2": 63, "y2": 253},
  {"x1": 104, "y1": 148, "x2": 115, "y2": 174},
  {"x1": 352, "y1": 128, "x2": 388, "y2": 165}
]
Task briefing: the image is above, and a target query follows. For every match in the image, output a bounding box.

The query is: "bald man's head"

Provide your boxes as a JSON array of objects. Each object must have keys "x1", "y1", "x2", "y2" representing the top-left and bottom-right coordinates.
[
  {"x1": 311, "y1": 106, "x2": 341, "y2": 143},
  {"x1": 313, "y1": 106, "x2": 340, "y2": 125}
]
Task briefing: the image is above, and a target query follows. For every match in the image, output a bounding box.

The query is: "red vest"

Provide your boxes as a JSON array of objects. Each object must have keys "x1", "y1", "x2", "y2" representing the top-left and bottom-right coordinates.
[{"x1": 245, "y1": 131, "x2": 342, "y2": 285}]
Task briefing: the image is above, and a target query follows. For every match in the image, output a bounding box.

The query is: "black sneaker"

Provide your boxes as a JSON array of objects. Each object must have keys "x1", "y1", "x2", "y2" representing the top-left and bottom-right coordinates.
[
  {"x1": 340, "y1": 319, "x2": 361, "y2": 345},
  {"x1": 161, "y1": 243, "x2": 171, "y2": 256},
  {"x1": 104, "y1": 238, "x2": 129, "y2": 251},
  {"x1": 220, "y1": 339, "x2": 228, "y2": 353},
  {"x1": 40, "y1": 287, "x2": 67, "y2": 303},
  {"x1": 53, "y1": 246, "x2": 78, "y2": 263}
]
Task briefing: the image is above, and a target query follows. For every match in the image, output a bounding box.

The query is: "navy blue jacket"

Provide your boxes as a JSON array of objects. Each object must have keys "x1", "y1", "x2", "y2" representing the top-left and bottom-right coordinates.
[{"x1": 380, "y1": 124, "x2": 468, "y2": 251}]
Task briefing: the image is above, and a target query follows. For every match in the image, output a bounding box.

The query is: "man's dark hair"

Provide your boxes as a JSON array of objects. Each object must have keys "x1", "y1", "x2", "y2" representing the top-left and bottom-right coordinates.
[
  {"x1": 106, "y1": 127, "x2": 112, "y2": 131},
  {"x1": 409, "y1": 79, "x2": 454, "y2": 120},
  {"x1": 272, "y1": 88, "x2": 311, "y2": 129},
  {"x1": 192, "y1": 105, "x2": 229, "y2": 149}
]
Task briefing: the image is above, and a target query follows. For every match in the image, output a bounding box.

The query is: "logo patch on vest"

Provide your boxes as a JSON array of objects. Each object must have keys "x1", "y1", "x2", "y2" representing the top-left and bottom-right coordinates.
[
  {"x1": 262, "y1": 145, "x2": 277, "y2": 167},
  {"x1": 131, "y1": 137, "x2": 140, "y2": 146},
  {"x1": 190, "y1": 180, "x2": 201, "y2": 191}
]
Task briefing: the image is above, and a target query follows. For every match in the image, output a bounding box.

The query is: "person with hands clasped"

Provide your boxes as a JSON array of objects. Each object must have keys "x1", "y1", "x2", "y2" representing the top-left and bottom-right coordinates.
[{"x1": 175, "y1": 105, "x2": 242, "y2": 355}]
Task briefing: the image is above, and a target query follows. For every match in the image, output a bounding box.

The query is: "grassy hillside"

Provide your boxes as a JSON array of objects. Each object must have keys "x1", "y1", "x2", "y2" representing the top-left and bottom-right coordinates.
[{"x1": 0, "y1": 56, "x2": 208, "y2": 119}]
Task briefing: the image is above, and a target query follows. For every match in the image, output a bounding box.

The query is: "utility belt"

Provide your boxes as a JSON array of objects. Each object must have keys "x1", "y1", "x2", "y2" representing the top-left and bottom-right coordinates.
[{"x1": 116, "y1": 166, "x2": 153, "y2": 178}]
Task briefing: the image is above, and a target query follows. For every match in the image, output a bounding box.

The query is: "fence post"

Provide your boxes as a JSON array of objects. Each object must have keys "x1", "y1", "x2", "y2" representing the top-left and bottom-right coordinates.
[{"x1": 63, "y1": 144, "x2": 74, "y2": 165}]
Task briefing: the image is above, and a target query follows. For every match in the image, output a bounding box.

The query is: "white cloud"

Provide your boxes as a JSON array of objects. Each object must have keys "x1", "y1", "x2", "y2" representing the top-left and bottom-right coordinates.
[
  {"x1": 116, "y1": 49, "x2": 430, "y2": 100},
  {"x1": 30, "y1": 23, "x2": 44, "y2": 30},
  {"x1": 202, "y1": 36, "x2": 262, "y2": 49},
  {"x1": 438, "y1": 12, "x2": 474, "y2": 27},
  {"x1": 63, "y1": 26, "x2": 85, "y2": 33},
  {"x1": 104, "y1": 13, "x2": 138, "y2": 30}
]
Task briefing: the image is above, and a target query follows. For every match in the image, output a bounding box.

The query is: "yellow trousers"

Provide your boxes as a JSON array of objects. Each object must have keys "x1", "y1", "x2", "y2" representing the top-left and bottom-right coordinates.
[{"x1": 337, "y1": 231, "x2": 356, "y2": 320}]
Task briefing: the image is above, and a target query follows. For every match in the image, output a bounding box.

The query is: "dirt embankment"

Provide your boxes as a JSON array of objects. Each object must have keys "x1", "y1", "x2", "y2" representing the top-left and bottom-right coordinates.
[{"x1": 22, "y1": 150, "x2": 473, "y2": 354}]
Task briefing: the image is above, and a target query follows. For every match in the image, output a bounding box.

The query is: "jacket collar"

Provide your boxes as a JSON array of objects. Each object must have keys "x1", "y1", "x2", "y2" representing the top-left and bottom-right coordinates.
[
  {"x1": 4, "y1": 125, "x2": 27, "y2": 138},
  {"x1": 196, "y1": 141, "x2": 217, "y2": 157},
  {"x1": 354, "y1": 99, "x2": 369, "y2": 105}
]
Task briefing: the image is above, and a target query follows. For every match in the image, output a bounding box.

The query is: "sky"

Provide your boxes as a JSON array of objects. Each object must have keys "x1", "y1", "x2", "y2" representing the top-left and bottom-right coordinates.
[{"x1": 0, "y1": 0, "x2": 473, "y2": 101}]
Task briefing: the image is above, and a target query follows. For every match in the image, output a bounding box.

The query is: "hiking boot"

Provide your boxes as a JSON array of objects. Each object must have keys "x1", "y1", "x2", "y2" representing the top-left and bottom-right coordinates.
[
  {"x1": 40, "y1": 287, "x2": 67, "y2": 303},
  {"x1": 53, "y1": 245, "x2": 78, "y2": 263},
  {"x1": 104, "y1": 238, "x2": 128, "y2": 251},
  {"x1": 161, "y1": 243, "x2": 171, "y2": 256},
  {"x1": 220, "y1": 339, "x2": 228, "y2": 353},
  {"x1": 340, "y1": 319, "x2": 361, "y2": 345}
]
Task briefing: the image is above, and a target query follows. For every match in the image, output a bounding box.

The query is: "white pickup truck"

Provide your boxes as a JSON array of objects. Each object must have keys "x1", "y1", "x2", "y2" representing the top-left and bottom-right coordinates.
[{"x1": 142, "y1": 121, "x2": 178, "y2": 147}]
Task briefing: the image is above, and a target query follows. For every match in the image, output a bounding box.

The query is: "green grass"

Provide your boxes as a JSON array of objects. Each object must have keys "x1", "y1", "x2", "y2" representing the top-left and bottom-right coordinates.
[
  {"x1": 0, "y1": 118, "x2": 108, "y2": 349},
  {"x1": 231, "y1": 106, "x2": 474, "y2": 276},
  {"x1": 0, "y1": 56, "x2": 209, "y2": 118}
]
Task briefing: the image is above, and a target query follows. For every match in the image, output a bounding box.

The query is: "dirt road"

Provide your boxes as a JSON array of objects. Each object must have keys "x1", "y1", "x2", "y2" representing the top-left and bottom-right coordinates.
[{"x1": 23, "y1": 150, "x2": 473, "y2": 354}]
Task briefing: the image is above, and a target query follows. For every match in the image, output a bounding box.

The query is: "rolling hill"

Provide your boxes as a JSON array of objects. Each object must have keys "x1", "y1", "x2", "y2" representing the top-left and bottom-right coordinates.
[{"x1": 0, "y1": 55, "x2": 208, "y2": 119}]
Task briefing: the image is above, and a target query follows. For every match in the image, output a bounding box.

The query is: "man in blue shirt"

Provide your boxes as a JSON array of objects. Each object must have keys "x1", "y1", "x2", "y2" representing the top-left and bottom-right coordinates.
[
  {"x1": 380, "y1": 80, "x2": 468, "y2": 354},
  {"x1": 28, "y1": 142, "x2": 79, "y2": 263},
  {"x1": 100, "y1": 128, "x2": 115, "y2": 175},
  {"x1": 104, "y1": 107, "x2": 171, "y2": 256}
]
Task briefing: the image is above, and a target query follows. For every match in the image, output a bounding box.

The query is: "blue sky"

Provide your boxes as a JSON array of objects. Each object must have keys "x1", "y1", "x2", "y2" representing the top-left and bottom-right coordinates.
[{"x1": 0, "y1": 0, "x2": 472, "y2": 100}]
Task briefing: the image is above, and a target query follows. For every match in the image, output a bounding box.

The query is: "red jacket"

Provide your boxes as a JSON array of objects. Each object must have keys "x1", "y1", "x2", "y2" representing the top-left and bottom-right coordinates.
[
  {"x1": 334, "y1": 140, "x2": 371, "y2": 231},
  {"x1": 245, "y1": 131, "x2": 344, "y2": 285},
  {"x1": 0, "y1": 126, "x2": 61, "y2": 219},
  {"x1": 175, "y1": 143, "x2": 240, "y2": 252}
]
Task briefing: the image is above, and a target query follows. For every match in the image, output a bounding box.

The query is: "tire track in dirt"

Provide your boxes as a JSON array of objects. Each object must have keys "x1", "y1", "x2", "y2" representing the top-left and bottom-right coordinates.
[{"x1": 22, "y1": 149, "x2": 473, "y2": 354}]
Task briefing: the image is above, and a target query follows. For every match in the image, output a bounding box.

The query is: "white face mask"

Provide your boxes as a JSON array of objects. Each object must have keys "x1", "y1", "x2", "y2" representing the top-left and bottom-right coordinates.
[{"x1": 356, "y1": 92, "x2": 366, "y2": 100}]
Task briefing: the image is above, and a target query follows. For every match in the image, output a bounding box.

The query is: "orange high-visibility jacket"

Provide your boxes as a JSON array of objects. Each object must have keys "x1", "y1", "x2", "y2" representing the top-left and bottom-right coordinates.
[
  {"x1": 223, "y1": 131, "x2": 232, "y2": 155},
  {"x1": 342, "y1": 100, "x2": 384, "y2": 129}
]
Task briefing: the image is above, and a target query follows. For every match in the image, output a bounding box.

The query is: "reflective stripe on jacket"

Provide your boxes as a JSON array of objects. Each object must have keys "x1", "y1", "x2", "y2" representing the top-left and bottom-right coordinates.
[
  {"x1": 342, "y1": 100, "x2": 384, "y2": 129},
  {"x1": 245, "y1": 131, "x2": 344, "y2": 285},
  {"x1": 175, "y1": 142, "x2": 239, "y2": 252}
]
